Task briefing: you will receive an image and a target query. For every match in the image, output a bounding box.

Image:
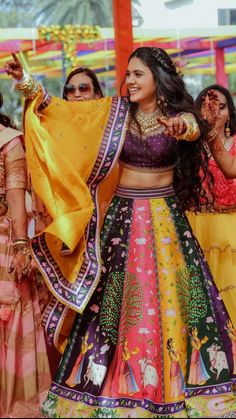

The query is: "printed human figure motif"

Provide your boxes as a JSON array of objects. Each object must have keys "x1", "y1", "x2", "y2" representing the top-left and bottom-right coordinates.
[
  {"x1": 167, "y1": 338, "x2": 185, "y2": 399},
  {"x1": 188, "y1": 326, "x2": 210, "y2": 385},
  {"x1": 66, "y1": 331, "x2": 93, "y2": 387},
  {"x1": 118, "y1": 338, "x2": 139, "y2": 394},
  {"x1": 225, "y1": 319, "x2": 236, "y2": 375}
]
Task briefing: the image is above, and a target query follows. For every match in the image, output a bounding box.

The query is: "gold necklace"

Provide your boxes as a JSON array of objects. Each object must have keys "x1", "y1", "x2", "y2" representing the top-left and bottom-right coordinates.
[
  {"x1": 136, "y1": 108, "x2": 161, "y2": 128},
  {"x1": 134, "y1": 108, "x2": 163, "y2": 138},
  {"x1": 222, "y1": 135, "x2": 233, "y2": 151}
]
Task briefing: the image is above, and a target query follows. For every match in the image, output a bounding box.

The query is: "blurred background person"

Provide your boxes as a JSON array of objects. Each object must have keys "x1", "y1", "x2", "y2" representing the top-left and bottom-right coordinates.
[
  {"x1": 0, "y1": 91, "x2": 51, "y2": 418},
  {"x1": 187, "y1": 84, "x2": 236, "y2": 327}
]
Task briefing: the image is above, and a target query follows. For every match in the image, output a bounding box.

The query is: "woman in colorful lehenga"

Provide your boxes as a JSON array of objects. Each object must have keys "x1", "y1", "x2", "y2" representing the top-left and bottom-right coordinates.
[
  {"x1": 187, "y1": 85, "x2": 236, "y2": 327},
  {"x1": 0, "y1": 92, "x2": 51, "y2": 418},
  {"x1": 4, "y1": 48, "x2": 236, "y2": 418}
]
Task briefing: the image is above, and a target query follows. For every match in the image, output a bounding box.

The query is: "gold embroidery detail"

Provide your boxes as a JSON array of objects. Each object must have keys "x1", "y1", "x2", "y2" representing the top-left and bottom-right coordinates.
[{"x1": 131, "y1": 108, "x2": 164, "y2": 139}]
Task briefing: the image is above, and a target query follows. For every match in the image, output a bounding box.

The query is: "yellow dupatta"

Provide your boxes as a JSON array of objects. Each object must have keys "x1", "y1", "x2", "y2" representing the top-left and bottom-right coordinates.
[
  {"x1": 24, "y1": 88, "x2": 117, "y2": 282},
  {"x1": 23, "y1": 89, "x2": 129, "y2": 351},
  {"x1": 24, "y1": 92, "x2": 128, "y2": 350}
]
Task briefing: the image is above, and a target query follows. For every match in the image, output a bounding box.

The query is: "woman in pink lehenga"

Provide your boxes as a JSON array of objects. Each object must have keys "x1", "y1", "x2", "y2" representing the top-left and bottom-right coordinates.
[
  {"x1": 188, "y1": 327, "x2": 210, "y2": 386},
  {"x1": 118, "y1": 338, "x2": 140, "y2": 395},
  {"x1": 0, "y1": 93, "x2": 51, "y2": 418}
]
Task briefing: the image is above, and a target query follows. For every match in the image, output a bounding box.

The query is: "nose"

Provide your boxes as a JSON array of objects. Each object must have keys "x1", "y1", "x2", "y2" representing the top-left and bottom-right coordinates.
[
  {"x1": 126, "y1": 74, "x2": 135, "y2": 85},
  {"x1": 74, "y1": 87, "x2": 82, "y2": 96}
]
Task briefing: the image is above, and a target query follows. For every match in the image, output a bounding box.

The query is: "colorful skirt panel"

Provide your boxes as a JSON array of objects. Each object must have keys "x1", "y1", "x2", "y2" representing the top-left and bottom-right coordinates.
[{"x1": 42, "y1": 186, "x2": 236, "y2": 418}]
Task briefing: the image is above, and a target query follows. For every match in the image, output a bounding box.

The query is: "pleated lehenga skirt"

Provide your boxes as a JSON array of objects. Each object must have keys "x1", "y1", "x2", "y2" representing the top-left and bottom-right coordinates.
[
  {"x1": 42, "y1": 185, "x2": 236, "y2": 418},
  {"x1": 0, "y1": 216, "x2": 51, "y2": 418},
  {"x1": 187, "y1": 210, "x2": 236, "y2": 328}
]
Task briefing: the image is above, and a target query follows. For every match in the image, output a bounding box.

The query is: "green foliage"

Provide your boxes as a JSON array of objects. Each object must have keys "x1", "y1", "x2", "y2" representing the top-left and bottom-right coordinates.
[
  {"x1": 0, "y1": 0, "x2": 143, "y2": 28},
  {"x1": 176, "y1": 267, "x2": 190, "y2": 323},
  {"x1": 0, "y1": 0, "x2": 34, "y2": 27},
  {"x1": 33, "y1": 0, "x2": 113, "y2": 27},
  {"x1": 119, "y1": 272, "x2": 143, "y2": 342},
  {"x1": 189, "y1": 269, "x2": 208, "y2": 326},
  {"x1": 100, "y1": 271, "x2": 125, "y2": 345},
  {"x1": 176, "y1": 265, "x2": 208, "y2": 326}
]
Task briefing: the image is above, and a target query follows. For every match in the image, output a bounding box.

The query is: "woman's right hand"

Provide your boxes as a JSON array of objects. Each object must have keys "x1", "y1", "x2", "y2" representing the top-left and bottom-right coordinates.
[
  {"x1": 201, "y1": 89, "x2": 220, "y2": 127},
  {"x1": 4, "y1": 53, "x2": 24, "y2": 81}
]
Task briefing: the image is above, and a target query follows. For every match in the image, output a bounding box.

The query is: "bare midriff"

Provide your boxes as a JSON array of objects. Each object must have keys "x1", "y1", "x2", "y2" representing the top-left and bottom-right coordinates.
[{"x1": 119, "y1": 165, "x2": 174, "y2": 189}]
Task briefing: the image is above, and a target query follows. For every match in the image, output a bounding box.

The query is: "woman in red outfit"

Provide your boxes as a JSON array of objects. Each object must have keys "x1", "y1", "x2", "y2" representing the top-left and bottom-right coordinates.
[{"x1": 187, "y1": 84, "x2": 236, "y2": 326}]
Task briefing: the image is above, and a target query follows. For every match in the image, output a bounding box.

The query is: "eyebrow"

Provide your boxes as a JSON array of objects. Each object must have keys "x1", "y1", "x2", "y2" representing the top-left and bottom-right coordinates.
[
  {"x1": 126, "y1": 69, "x2": 145, "y2": 74},
  {"x1": 68, "y1": 82, "x2": 91, "y2": 86}
]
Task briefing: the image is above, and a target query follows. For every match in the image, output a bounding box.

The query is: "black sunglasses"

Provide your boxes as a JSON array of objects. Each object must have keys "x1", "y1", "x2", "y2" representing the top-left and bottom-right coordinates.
[{"x1": 64, "y1": 83, "x2": 92, "y2": 95}]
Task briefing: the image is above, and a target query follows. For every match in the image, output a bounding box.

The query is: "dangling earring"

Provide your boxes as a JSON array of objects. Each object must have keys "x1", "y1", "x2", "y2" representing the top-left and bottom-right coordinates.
[
  {"x1": 157, "y1": 95, "x2": 167, "y2": 109},
  {"x1": 225, "y1": 119, "x2": 231, "y2": 138}
]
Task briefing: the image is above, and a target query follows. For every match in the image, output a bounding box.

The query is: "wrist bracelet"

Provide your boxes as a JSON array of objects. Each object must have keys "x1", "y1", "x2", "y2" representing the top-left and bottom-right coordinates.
[
  {"x1": 207, "y1": 127, "x2": 219, "y2": 143},
  {"x1": 13, "y1": 237, "x2": 28, "y2": 243}
]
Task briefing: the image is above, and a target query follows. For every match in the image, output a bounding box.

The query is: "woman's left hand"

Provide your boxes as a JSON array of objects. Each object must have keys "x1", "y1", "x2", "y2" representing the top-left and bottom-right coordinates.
[
  {"x1": 157, "y1": 115, "x2": 187, "y2": 137},
  {"x1": 8, "y1": 248, "x2": 32, "y2": 282}
]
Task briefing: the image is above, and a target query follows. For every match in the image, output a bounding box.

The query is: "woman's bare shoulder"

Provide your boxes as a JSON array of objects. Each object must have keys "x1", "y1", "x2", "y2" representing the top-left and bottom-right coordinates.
[{"x1": 0, "y1": 123, "x2": 6, "y2": 131}]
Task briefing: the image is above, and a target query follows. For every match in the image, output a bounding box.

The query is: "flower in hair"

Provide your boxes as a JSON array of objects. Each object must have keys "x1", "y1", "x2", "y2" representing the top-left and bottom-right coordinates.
[{"x1": 151, "y1": 47, "x2": 160, "y2": 60}]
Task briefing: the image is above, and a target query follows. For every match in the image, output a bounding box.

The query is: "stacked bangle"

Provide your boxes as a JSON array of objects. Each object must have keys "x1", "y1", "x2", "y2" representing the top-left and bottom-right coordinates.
[
  {"x1": 15, "y1": 72, "x2": 40, "y2": 100},
  {"x1": 12, "y1": 237, "x2": 29, "y2": 251},
  {"x1": 176, "y1": 113, "x2": 200, "y2": 141},
  {"x1": 12, "y1": 237, "x2": 32, "y2": 276}
]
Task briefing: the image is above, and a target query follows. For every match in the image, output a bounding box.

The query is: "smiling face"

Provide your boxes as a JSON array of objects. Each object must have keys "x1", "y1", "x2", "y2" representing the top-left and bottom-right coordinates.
[
  {"x1": 64, "y1": 72, "x2": 100, "y2": 102},
  {"x1": 125, "y1": 57, "x2": 157, "y2": 109}
]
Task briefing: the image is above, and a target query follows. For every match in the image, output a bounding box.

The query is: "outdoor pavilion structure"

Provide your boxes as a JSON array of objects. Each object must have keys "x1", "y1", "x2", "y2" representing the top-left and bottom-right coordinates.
[{"x1": 0, "y1": 0, "x2": 235, "y2": 93}]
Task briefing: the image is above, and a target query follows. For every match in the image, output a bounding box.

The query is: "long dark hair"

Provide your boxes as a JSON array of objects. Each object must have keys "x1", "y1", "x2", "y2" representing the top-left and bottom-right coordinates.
[
  {"x1": 62, "y1": 67, "x2": 104, "y2": 100},
  {"x1": 0, "y1": 92, "x2": 15, "y2": 128},
  {"x1": 195, "y1": 84, "x2": 236, "y2": 136},
  {"x1": 121, "y1": 47, "x2": 213, "y2": 212}
]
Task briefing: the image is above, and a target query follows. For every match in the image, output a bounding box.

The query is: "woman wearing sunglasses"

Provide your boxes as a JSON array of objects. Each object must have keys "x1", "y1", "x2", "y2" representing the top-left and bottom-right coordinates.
[
  {"x1": 63, "y1": 67, "x2": 104, "y2": 101},
  {"x1": 5, "y1": 50, "x2": 236, "y2": 418},
  {"x1": 61, "y1": 67, "x2": 104, "y2": 257},
  {"x1": 30, "y1": 66, "x2": 104, "y2": 379},
  {"x1": 32, "y1": 66, "x2": 104, "y2": 251}
]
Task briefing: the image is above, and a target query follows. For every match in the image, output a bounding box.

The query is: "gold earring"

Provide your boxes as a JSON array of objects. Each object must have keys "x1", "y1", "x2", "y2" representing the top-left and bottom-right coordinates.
[{"x1": 225, "y1": 119, "x2": 231, "y2": 138}]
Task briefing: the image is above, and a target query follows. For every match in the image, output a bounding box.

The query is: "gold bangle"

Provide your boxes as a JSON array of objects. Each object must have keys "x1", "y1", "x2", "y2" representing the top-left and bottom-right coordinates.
[
  {"x1": 15, "y1": 246, "x2": 32, "y2": 276},
  {"x1": 176, "y1": 113, "x2": 200, "y2": 141},
  {"x1": 13, "y1": 239, "x2": 29, "y2": 248},
  {"x1": 207, "y1": 127, "x2": 219, "y2": 143},
  {"x1": 15, "y1": 73, "x2": 40, "y2": 100},
  {"x1": 13, "y1": 237, "x2": 28, "y2": 243}
]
